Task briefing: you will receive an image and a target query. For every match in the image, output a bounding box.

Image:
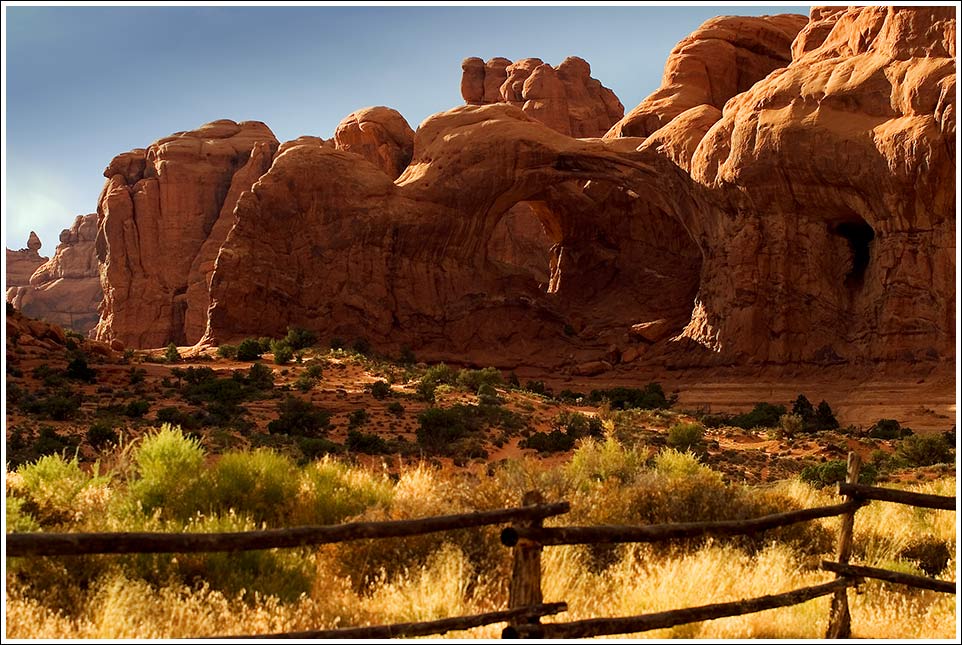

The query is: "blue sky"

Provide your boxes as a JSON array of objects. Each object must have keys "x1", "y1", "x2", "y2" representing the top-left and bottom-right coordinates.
[{"x1": 3, "y1": 3, "x2": 808, "y2": 253}]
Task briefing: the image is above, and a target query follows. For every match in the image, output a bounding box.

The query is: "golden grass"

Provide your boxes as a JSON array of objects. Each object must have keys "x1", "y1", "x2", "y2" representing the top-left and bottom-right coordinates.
[{"x1": 5, "y1": 440, "x2": 957, "y2": 640}]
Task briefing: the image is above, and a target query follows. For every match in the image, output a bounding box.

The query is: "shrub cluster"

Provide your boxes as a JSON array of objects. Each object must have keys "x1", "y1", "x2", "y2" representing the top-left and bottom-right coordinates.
[{"x1": 587, "y1": 383, "x2": 673, "y2": 410}]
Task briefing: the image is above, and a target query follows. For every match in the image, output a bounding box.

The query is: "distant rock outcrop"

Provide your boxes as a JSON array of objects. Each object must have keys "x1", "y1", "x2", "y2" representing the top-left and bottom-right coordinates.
[
  {"x1": 334, "y1": 107, "x2": 415, "y2": 179},
  {"x1": 8, "y1": 214, "x2": 103, "y2": 336},
  {"x1": 461, "y1": 55, "x2": 624, "y2": 137},
  {"x1": 94, "y1": 119, "x2": 279, "y2": 348},
  {"x1": 5, "y1": 232, "x2": 47, "y2": 291}
]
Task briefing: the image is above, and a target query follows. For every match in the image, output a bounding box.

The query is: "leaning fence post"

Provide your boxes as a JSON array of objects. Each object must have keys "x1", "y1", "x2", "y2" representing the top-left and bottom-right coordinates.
[
  {"x1": 826, "y1": 451, "x2": 861, "y2": 638},
  {"x1": 507, "y1": 490, "x2": 545, "y2": 638}
]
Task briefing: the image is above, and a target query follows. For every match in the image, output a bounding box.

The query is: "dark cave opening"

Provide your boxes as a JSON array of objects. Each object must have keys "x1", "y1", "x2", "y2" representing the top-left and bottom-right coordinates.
[{"x1": 834, "y1": 219, "x2": 875, "y2": 288}]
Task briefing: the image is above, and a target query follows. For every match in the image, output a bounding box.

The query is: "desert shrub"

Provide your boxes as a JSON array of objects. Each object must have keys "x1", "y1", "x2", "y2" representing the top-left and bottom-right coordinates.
[
  {"x1": 124, "y1": 399, "x2": 150, "y2": 418},
  {"x1": 295, "y1": 457, "x2": 394, "y2": 525},
  {"x1": 296, "y1": 437, "x2": 344, "y2": 461},
  {"x1": 422, "y1": 363, "x2": 457, "y2": 387},
  {"x1": 329, "y1": 337, "x2": 346, "y2": 350},
  {"x1": 164, "y1": 343, "x2": 181, "y2": 364},
  {"x1": 246, "y1": 362, "x2": 274, "y2": 390},
  {"x1": 31, "y1": 426, "x2": 80, "y2": 458},
  {"x1": 895, "y1": 434, "x2": 953, "y2": 467},
  {"x1": 235, "y1": 338, "x2": 264, "y2": 362},
  {"x1": 800, "y1": 460, "x2": 878, "y2": 488},
  {"x1": 284, "y1": 326, "x2": 317, "y2": 350},
  {"x1": 730, "y1": 402, "x2": 786, "y2": 429},
  {"x1": 667, "y1": 422, "x2": 705, "y2": 453},
  {"x1": 898, "y1": 537, "x2": 952, "y2": 576},
  {"x1": 65, "y1": 354, "x2": 97, "y2": 383},
  {"x1": 347, "y1": 409, "x2": 369, "y2": 428},
  {"x1": 351, "y1": 338, "x2": 371, "y2": 355},
  {"x1": 86, "y1": 422, "x2": 119, "y2": 449},
  {"x1": 271, "y1": 342, "x2": 293, "y2": 365},
  {"x1": 369, "y1": 380, "x2": 392, "y2": 400},
  {"x1": 6, "y1": 495, "x2": 41, "y2": 532},
  {"x1": 565, "y1": 436, "x2": 648, "y2": 488},
  {"x1": 416, "y1": 379, "x2": 437, "y2": 403},
  {"x1": 21, "y1": 389, "x2": 84, "y2": 421},
  {"x1": 346, "y1": 429, "x2": 390, "y2": 454},
  {"x1": 207, "y1": 450, "x2": 300, "y2": 525},
  {"x1": 267, "y1": 396, "x2": 331, "y2": 437},
  {"x1": 12, "y1": 453, "x2": 107, "y2": 527},
  {"x1": 417, "y1": 407, "x2": 467, "y2": 451},
  {"x1": 555, "y1": 411, "x2": 604, "y2": 438},
  {"x1": 125, "y1": 425, "x2": 207, "y2": 521},
  {"x1": 477, "y1": 383, "x2": 502, "y2": 406},
  {"x1": 520, "y1": 430, "x2": 574, "y2": 453},
  {"x1": 457, "y1": 367, "x2": 503, "y2": 392},
  {"x1": 128, "y1": 367, "x2": 147, "y2": 385},
  {"x1": 524, "y1": 380, "x2": 550, "y2": 396},
  {"x1": 815, "y1": 400, "x2": 839, "y2": 430},
  {"x1": 868, "y1": 419, "x2": 913, "y2": 440},
  {"x1": 557, "y1": 389, "x2": 585, "y2": 403},
  {"x1": 777, "y1": 413, "x2": 804, "y2": 439},
  {"x1": 155, "y1": 406, "x2": 202, "y2": 430},
  {"x1": 587, "y1": 383, "x2": 672, "y2": 410},
  {"x1": 387, "y1": 401, "x2": 405, "y2": 417},
  {"x1": 216, "y1": 344, "x2": 237, "y2": 359},
  {"x1": 305, "y1": 362, "x2": 324, "y2": 379},
  {"x1": 294, "y1": 374, "x2": 316, "y2": 392}
]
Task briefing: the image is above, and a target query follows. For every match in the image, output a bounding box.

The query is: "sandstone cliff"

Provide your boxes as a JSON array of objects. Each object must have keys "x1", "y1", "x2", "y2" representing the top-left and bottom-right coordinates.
[
  {"x1": 94, "y1": 119, "x2": 279, "y2": 348},
  {"x1": 8, "y1": 214, "x2": 103, "y2": 335},
  {"x1": 461, "y1": 55, "x2": 624, "y2": 137}
]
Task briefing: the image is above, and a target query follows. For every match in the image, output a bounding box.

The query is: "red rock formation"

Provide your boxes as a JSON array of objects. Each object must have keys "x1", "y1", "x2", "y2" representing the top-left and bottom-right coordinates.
[
  {"x1": 333, "y1": 107, "x2": 415, "y2": 179},
  {"x1": 8, "y1": 214, "x2": 102, "y2": 335},
  {"x1": 460, "y1": 56, "x2": 624, "y2": 137},
  {"x1": 95, "y1": 119, "x2": 279, "y2": 348},
  {"x1": 5, "y1": 232, "x2": 47, "y2": 291},
  {"x1": 606, "y1": 14, "x2": 808, "y2": 138}
]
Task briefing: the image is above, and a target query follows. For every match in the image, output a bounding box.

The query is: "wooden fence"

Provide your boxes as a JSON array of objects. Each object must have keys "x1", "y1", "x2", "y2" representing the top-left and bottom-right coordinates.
[{"x1": 5, "y1": 453, "x2": 956, "y2": 639}]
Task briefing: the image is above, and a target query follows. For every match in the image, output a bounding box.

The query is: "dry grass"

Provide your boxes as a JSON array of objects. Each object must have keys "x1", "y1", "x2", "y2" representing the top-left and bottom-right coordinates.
[{"x1": 5, "y1": 437, "x2": 957, "y2": 640}]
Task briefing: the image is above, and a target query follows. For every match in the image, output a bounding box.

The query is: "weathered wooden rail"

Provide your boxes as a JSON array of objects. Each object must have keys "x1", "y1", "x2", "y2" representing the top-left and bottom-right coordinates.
[{"x1": 5, "y1": 453, "x2": 955, "y2": 639}]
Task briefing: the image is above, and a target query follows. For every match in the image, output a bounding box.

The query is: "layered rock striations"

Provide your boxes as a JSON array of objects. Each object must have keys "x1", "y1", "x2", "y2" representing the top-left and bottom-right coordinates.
[
  {"x1": 93, "y1": 6, "x2": 955, "y2": 374},
  {"x1": 6, "y1": 232, "x2": 47, "y2": 291},
  {"x1": 461, "y1": 55, "x2": 624, "y2": 137},
  {"x1": 8, "y1": 214, "x2": 103, "y2": 335},
  {"x1": 94, "y1": 119, "x2": 279, "y2": 347}
]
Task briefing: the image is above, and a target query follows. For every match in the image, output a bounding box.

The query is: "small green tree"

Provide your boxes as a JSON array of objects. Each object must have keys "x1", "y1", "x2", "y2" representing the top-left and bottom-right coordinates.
[
  {"x1": 165, "y1": 343, "x2": 181, "y2": 364},
  {"x1": 815, "y1": 400, "x2": 839, "y2": 430},
  {"x1": 236, "y1": 338, "x2": 264, "y2": 362}
]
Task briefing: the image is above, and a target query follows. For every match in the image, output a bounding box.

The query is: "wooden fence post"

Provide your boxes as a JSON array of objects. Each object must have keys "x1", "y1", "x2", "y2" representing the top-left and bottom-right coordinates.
[
  {"x1": 826, "y1": 452, "x2": 861, "y2": 638},
  {"x1": 507, "y1": 490, "x2": 545, "y2": 638}
]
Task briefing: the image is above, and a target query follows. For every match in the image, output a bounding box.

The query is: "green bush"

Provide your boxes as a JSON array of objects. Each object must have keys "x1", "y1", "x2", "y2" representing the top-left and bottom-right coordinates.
[
  {"x1": 236, "y1": 338, "x2": 264, "y2": 362},
  {"x1": 369, "y1": 380, "x2": 392, "y2": 400},
  {"x1": 21, "y1": 389, "x2": 84, "y2": 421},
  {"x1": 295, "y1": 374, "x2": 316, "y2": 392},
  {"x1": 124, "y1": 399, "x2": 150, "y2": 418},
  {"x1": 348, "y1": 409, "x2": 369, "y2": 428},
  {"x1": 520, "y1": 429, "x2": 574, "y2": 453},
  {"x1": 667, "y1": 422, "x2": 705, "y2": 452},
  {"x1": 155, "y1": 406, "x2": 202, "y2": 430},
  {"x1": 731, "y1": 402, "x2": 786, "y2": 429},
  {"x1": 216, "y1": 344, "x2": 238, "y2": 359},
  {"x1": 297, "y1": 437, "x2": 344, "y2": 461},
  {"x1": 895, "y1": 434, "x2": 953, "y2": 467},
  {"x1": 416, "y1": 379, "x2": 437, "y2": 403},
  {"x1": 246, "y1": 362, "x2": 275, "y2": 390},
  {"x1": 284, "y1": 326, "x2": 318, "y2": 350},
  {"x1": 869, "y1": 419, "x2": 913, "y2": 440},
  {"x1": 126, "y1": 425, "x2": 207, "y2": 520},
  {"x1": 65, "y1": 354, "x2": 97, "y2": 383},
  {"x1": 13, "y1": 453, "x2": 106, "y2": 527},
  {"x1": 272, "y1": 342, "x2": 293, "y2": 365},
  {"x1": 164, "y1": 343, "x2": 181, "y2": 364},
  {"x1": 477, "y1": 383, "x2": 502, "y2": 406},
  {"x1": 387, "y1": 401, "x2": 405, "y2": 416},
  {"x1": 267, "y1": 396, "x2": 331, "y2": 437},
  {"x1": 351, "y1": 338, "x2": 371, "y2": 355},
  {"x1": 416, "y1": 407, "x2": 468, "y2": 451},
  {"x1": 778, "y1": 413, "x2": 804, "y2": 439},
  {"x1": 457, "y1": 367, "x2": 503, "y2": 392},
  {"x1": 346, "y1": 429, "x2": 390, "y2": 454},
  {"x1": 800, "y1": 460, "x2": 878, "y2": 488},
  {"x1": 305, "y1": 362, "x2": 324, "y2": 379},
  {"x1": 86, "y1": 421, "x2": 119, "y2": 449},
  {"x1": 524, "y1": 380, "x2": 550, "y2": 396},
  {"x1": 208, "y1": 450, "x2": 300, "y2": 525},
  {"x1": 31, "y1": 426, "x2": 80, "y2": 458},
  {"x1": 297, "y1": 458, "x2": 393, "y2": 525},
  {"x1": 587, "y1": 383, "x2": 672, "y2": 410},
  {"x1": 554, "y1": 411, "x2": 604, "y2": 439},
  {"x1": 422, "y1": 363, "x2": 457, "y2": 387}
]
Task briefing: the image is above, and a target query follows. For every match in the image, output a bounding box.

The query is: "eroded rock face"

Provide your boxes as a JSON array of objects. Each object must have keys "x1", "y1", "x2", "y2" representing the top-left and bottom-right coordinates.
[
  {"x1": 606, "y1": 14, "x2": 808, "y2": 138},
  {"x1": 95, "y1": 119, "x2": 279, "y2": 348},
  {"x1": 5, "y1": 232, "x2": 47, "y2": 291},
  {"x1": 461, "y1": 56, "x2": 624, "y2": 137},
  {"x1": 96, "y1": 7, "x2": 955, "y2": 374},
  {"x1": 333, "y1": 107, "x2": 415, "y2": 179},
  {"x1": 8, "y1": 214, "x2": 103, "y2": 335}
]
